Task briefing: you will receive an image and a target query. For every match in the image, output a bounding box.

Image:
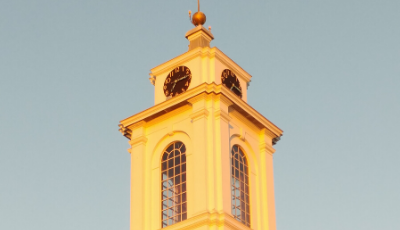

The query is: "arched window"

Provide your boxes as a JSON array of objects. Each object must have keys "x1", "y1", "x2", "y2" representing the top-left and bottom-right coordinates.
[
  {"x1": 161, "y1": 141, "x2": 187, "y2": 228},
  {"x1": 231, "y1": 145, "x2": 250, "y2": 227}
]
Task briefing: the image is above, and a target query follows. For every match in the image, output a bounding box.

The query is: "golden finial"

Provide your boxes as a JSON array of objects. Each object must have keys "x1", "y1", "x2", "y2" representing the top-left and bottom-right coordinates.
[{"x1": 189, "y1": 0, "x2": 206, "y2": 26}]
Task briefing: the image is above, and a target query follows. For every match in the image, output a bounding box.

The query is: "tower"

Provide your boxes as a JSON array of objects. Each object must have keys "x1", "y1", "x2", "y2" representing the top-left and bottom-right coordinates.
[{"x1": 119, "y1": 5, "x2": 283, "y2": 230}]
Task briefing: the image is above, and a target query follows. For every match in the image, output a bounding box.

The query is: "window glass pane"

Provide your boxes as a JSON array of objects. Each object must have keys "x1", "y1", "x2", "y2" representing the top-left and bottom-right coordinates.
[
  {"x1": 230, "y1": 145, "x2": 250, "y2": 227},
  {"x1": 175, "y1": 156, "x2": 180, "y2": 165},
  {"x1": 161, "y1": 142, "x2": 187, "y2": 228},
  {"x1": 175, "y1": 166, "x2": 180, "y2": 175},
  {"x1": 174, "y1": 175, "x2": 180, "y2": 185},
  {"x1": 180, "y1": 145, "x2": 186, "y2": 154},
  {"x1": 162, "y1": 162, "x2": 167, "y2": 171},
  {"x1": 168, "y1": 168, "x2": 174, "y2": 178},
  {"x1": 162, "y1": 153, "x2": 168, "y2": 161},
  {"x1": 162, "y1": 172, "x2": 168, "y2": 181},
  {"x1": 162, "y1": 181, "x2": 168, "y2": 189},
  {"x1": 168, "y1": 158, "x2": 174, "y2": 168},
  {"x1": 162, "y1": 190, "x2": 168, "y2": 200}
]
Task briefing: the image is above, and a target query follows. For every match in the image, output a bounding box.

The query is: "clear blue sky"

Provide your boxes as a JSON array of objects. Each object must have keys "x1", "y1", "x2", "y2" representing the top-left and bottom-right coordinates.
[{"x1": 1, "y1": 1, "x2": 399, "y2": 229}]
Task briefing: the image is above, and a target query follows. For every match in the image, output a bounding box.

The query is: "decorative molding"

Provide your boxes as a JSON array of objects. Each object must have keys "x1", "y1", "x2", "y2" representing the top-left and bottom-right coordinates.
[
  {"x1": 259, "y1": 143, "x2": 276, "y2": 155},
  {"x1": 168, "y1": 124, "x2": 174, "y2": 136},
  {"x1": 149, "y1": 74, "x2": 156, "y2": 85},
  {"x1": 229, "y1": 109, "x2": 260, "y2": 135},
  {"x1": 240, "y1": 127, "x2": 246, "y2": 142},
  {"x1": 118, "y1": 124, "x2": 132, "y2": 140},
  {"x1": 185, "y1": 25, "x2": 214, "y2": 40},
  {"x1": 187, "y1": 93, "x2": 208, "y2": 105},
  {"x1": 218, "y1": 94, "x2": 234, "y2": 107},
  {"x1": 212, "y1": 48, "x2": 252, "y2": 83},
  {"x1": 120, "y1": 82, "x2": 283, "y2": 140},
  {"x1": 273, "y1": 136, "x2": 281, "y2": 145},
  {"x1": 190, "y1": 109, "x2": 209, "y2": 121},
  {"x1": 214, "y1": 109, "x2": 231, "y2": 122},
  {"x1": 220, "y1": 86, "x2": 283, "y2": 138},
  {"x1": 260, "y1": 127, "x2": 275, "y2": 138},
  {"x1": 129, "y1": 136, "x2": 148, "y2": 148},
  {"x1": 160, "y1": 211, "x2": 252, "y2": 230},
  {"x1": 145, "y1": 105, "x2": 192, "y2": 128},
  {"x1": 130, "y1": 120, "x2": 147, "y2": 130},
  {"x1": 186, "y1": 26, "x2": 214, "y2": 51}
]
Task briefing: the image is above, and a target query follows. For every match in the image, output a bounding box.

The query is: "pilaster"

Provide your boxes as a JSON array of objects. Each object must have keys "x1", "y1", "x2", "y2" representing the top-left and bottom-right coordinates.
[
  {"x1": 128, "y1": 121, "x2": 148, "y2": 230},
  {"x1": 212, "y1": 94, "x2": 233, "y2": 215},
  {"x1": 258, "y1": 128, "x2": 277, "y2": 230},
  {"x1": 187, "y1": 94, "x2": 210, "y2": 217}
]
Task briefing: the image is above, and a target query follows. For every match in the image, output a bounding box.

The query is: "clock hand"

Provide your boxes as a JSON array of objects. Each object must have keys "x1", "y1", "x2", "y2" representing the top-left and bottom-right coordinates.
[
  {"x1": 230, "y1": 85, "x2": 234, "y2": 91},
  {"x1": 171, "y1": 75, "x2": 190, "y2": 92},
  {"x1": 233, "y1": 85, "x2": 242, "y2": 93},
  {"x1": 171, "y1": 81, "x2": 177, "y2": 92},
  {"x1": 177, "y1": 75, "x2": 189, "y2": 81}
]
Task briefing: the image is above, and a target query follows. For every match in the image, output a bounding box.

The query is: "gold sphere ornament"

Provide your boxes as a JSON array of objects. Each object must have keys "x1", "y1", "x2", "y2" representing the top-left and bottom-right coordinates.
[{"x1": 192, "y1": 11, "x2": 206, "y2": 26}]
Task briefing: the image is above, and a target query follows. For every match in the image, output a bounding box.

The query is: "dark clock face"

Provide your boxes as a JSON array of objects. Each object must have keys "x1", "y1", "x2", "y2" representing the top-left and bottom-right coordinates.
[
  {"x1": 221, "y1": 69, "x2": 242, "y2": 98},
  {"x1": 164, "y1": 66, "x2": 192, "y2": 97}
]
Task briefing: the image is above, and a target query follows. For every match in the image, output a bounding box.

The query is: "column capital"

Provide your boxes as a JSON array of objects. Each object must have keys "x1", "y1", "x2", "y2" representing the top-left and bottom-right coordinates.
[
  {"x1": 129, "y1": 136, "x2": 148, "y2": 149},
  {"x1": 214, "y1": 109, "x2": 231, "y2": 122},
  {"x1": 259, "y1": 142, "x2": 276, "y2": 155},
  {"x1": 191, "y1": 108, "x2": 209, "y2": 121},
  {"x1": 215, "y1": 94, "x2": 233, "y2": 107}
]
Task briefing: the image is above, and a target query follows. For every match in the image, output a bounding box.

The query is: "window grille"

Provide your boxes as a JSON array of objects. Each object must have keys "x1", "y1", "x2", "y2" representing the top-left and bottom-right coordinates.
[
  {"x1": 161, "y1": 142, "x2": 187, "y2": 228},
  {"x1": 231, "y1": 145, "x2": 250, "y2": 227}
]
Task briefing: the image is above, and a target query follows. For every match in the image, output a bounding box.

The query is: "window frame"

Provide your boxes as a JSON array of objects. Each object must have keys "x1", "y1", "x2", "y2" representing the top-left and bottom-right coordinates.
[
  {"x1": 230, "y1": 144, "x2": 251, "y2": 227},
  {"x1": 161, "y1": 141, "x2": 188, "y2": 228}
]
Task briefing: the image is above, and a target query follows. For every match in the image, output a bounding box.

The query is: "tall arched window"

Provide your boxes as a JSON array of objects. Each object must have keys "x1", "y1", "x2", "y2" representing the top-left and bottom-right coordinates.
[
  {"x1": 161, "y1": 141, "x2": 187, "y2": 228},
  {"x1": 231, "y1": 145, "x2": 250, "y2": 227}
]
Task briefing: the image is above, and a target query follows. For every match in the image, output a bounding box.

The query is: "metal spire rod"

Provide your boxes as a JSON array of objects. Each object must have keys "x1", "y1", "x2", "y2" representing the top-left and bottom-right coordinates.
[{"x1": 198, "y1": 0, "x2": 200, "y2": 12}]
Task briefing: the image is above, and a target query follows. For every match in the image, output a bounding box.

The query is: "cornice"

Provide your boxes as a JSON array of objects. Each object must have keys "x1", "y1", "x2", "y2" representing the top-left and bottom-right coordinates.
[
  {"x1": 185, "y1": 25, "x2": 214, "y2": 39},
  {"x1": 150, "y1": 48, "x2": 209, "y2": 77},
  {"x1": 129, "y1": 120, "x2": 146, "y2": 130},
  {"x1": 145, "y1": 104, "x2": 192, "y2": 128},
  {"x1": 221, "y1": 86, "x2": 283, "y2": 138},
  {"x1": 118, "y1": 124, "x2": 132, "y2": 139},
  {"x1": 119, "y1": 82, "x2": 283, "y2": 140},
  {"x1": 229, "y1": 109, "x2": 260, "y2": 135},
  {"x1": 159, "y1": 211, "x2": 252, "y2": 230},
  {"x1": 214, "y1": 93, "x2": 234, "y2": 107},
  {"x1": 148, "y1": 74, "x2": 156, "y2": 85},
  {"x1": 212, "y1": 48, "x2": 252, "y2": 83},
  {"x1": 187, "y1": 93, "x2": 208, "y2": 105}
]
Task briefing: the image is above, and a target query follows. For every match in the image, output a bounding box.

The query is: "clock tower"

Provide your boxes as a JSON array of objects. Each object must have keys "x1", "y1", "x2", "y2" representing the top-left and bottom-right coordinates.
[{"x1": 119, "y1": 5, "x2": 283, "y2": 230}]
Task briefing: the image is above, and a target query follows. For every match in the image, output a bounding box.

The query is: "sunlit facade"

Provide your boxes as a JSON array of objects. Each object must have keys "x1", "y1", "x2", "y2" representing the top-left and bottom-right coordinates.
[{"x1": 118, "y1": 16, "x2": 283, "y2": 230}]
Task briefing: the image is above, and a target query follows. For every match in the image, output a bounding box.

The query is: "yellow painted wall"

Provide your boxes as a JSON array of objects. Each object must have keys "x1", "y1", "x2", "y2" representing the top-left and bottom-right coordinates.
[{"x1": 127, "y1": 93, "x2": 277, "y2": 230}]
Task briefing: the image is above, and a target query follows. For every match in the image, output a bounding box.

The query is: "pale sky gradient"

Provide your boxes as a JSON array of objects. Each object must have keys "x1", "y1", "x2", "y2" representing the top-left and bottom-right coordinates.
[{"x1": 1, "y1": 1, "x2": 399, "y2": 230}]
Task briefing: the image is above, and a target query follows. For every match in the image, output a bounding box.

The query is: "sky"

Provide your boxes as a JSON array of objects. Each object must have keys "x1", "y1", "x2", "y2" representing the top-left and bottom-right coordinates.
[{"x1": 1, "y1": 0, "x2": 399, "y2": 229}]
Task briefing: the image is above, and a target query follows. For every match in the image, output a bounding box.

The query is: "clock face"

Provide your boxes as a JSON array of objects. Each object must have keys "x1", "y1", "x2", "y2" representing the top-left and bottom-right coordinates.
[
  {"x1": 164, "y1": 66, "x2": 192, "y2": 97},
  {"x1": 221, "y1": 69, "x2": 242, "y2": 98}
]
